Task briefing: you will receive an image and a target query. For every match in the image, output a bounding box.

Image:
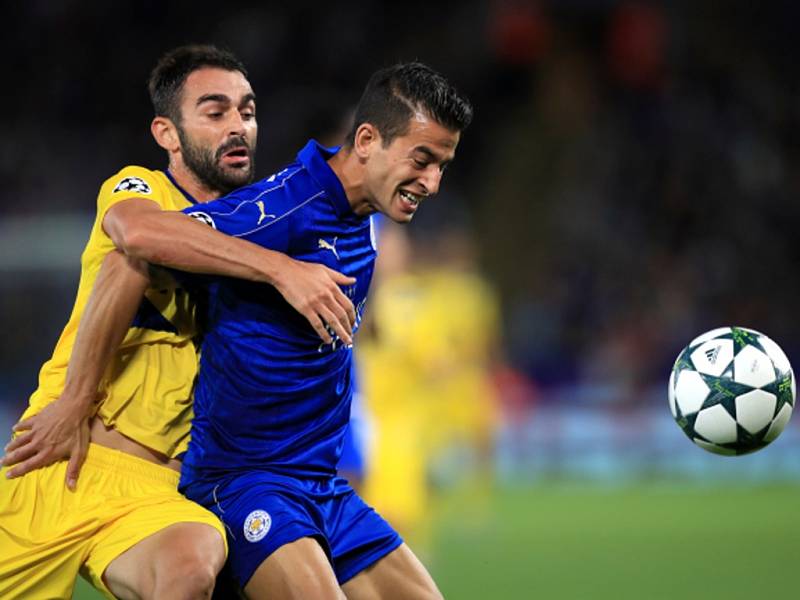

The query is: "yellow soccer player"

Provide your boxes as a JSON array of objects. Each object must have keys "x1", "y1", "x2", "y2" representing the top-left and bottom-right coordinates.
[
  {"x1": 361, "y1": 225, "x2": 500, "y2": 540},
  {"x1": 0, "y1": 45, "x2": 355, "y2": 600}
]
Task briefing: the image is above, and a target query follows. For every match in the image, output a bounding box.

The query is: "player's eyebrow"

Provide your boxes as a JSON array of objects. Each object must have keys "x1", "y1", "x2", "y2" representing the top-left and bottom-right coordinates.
[
  {"x1": 413, "y1": 145, "x2": 454, "y2": 165},
  {"x1": 412, "y1": 146, "x2": 436, "y2": 159},
  {"x1": 196, "y1": 93, "x2": 256, "y2": 108},
  {"x1": 196, "y1": 93, "x2": 232, "y2": 107}
]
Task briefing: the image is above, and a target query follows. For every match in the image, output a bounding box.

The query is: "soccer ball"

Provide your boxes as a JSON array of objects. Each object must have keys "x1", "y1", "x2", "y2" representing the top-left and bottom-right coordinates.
[{"x1": 669, "y1": 327, "x2": 795, "y2": 455}]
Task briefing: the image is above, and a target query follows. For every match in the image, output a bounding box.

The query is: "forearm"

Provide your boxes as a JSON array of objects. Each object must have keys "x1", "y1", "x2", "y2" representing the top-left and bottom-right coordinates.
[
  {"x1": 109, "y1": 208, "x2": 288, "y2": 285},
  {"x1": 61, "y1": 250, "x2": 150, "y2": 413},
  {"x1": 102, "y1": 199, "x2": 358, "y2": 344}
]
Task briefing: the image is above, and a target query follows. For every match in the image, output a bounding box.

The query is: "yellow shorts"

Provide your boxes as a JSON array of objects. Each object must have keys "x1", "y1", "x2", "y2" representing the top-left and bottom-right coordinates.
[{"x1": 0, "y1": 443, "x2": 226, "y2": 600}]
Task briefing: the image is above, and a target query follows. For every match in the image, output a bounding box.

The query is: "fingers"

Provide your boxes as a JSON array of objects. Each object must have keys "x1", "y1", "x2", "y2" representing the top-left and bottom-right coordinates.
[
  {"x1": 12, "y1": 417, "x2": 34, "y2": 433},
  {"x1": 331, "y1": 287, "x2": 357, "y2": 328},
  {"x1": 3, "y1": 430, "x2": 33, "y2": 456},
  {"x1": 323, "y1": 268, "x2": 356, "y2": 328},
  {"x1": 65, "y1": 441, "x2": 89, "y2": 491},
  {"x1": 307, "y1": 285, "x2": 354, "y2": 345},
  {"x1": 327, "y1": 268, "x2": 356, "y2": 286},
  {"x1": 287, "y1": 263, "x2": 358, "y2": 344},
  {"x1": 306, "y1": 312, "x2": 333, "y2": 344},
  {"x1": 3, "y1": 442, "x2": 39, "y2": 475},
  {"x1": 318, "y1": 305, "x2": 353, "y2": 346},
  {"x1": 329, "y1": 300, "x2": 355, "y2": 344}
]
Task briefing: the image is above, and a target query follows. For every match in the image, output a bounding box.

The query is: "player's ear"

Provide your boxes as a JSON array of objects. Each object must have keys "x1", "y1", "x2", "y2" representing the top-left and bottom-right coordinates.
[
  {"x1": 151, "y1": 117, "x2": 180, "y2": 153},
  {"x1": 353, "y1": 123, "x2": 379, "y2": 160}
]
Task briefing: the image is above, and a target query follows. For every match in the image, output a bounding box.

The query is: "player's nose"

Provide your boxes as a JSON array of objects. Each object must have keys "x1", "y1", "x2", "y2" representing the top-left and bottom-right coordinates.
[
  {"x1": 227, "y1": 111, "x2": 248, "y2": 137},
  {"x1": 420, "y1": 166, "x2": 442, "y2": 196}
]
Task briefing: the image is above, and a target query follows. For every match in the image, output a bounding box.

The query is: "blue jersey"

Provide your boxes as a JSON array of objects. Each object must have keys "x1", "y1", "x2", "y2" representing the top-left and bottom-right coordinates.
[{"x1": 180, "y1": 140, "x2": 377, "y2": 482}]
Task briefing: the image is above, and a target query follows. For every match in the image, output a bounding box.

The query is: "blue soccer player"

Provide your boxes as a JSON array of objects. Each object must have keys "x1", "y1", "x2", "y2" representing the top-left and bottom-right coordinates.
[{"x1": 178, "y1": 62, "x2": 472, "y2": 599}]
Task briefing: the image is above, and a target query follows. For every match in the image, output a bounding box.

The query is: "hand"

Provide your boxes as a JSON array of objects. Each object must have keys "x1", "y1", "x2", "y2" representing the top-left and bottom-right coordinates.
[
  {"x1": 274, "y1": 259, "x2": 357, "y2": 345},
  {"x1": 2, "y1": 397, "x2": 91, "y2": 490}
]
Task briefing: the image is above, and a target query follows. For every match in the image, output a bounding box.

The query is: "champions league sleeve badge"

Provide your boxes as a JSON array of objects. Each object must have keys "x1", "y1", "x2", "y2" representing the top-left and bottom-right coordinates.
[
  {"x1": 112, "y1": 176, "x2": 152, "y2": 195},
  {"x1": 187, "y1": 211, "x2": 217, "y2": 229}
]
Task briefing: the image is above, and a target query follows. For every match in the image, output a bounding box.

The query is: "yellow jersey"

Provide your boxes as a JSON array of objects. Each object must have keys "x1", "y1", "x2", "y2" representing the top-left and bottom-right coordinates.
[
  {"x1": 24, "y1": 166, "x2": 200, "y2": 458},
  {"x1": 360, "y1": 267, "x2": 500, "y2": 529}
]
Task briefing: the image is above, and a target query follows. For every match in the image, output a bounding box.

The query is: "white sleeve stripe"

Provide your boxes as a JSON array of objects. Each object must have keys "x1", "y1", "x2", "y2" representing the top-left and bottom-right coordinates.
[
  {"x1": 190, "y1": 167, "x2": 324, "y2": 238},
  {"x1": 232, "y1": 190, "x2": 324, "y2": 239},
  {"x1": 250, "y1": 168, "x2": 303, "y2": 204},
  {"x1": 199, "y1": 167, "x2": 304, "y2": 218},
  {"x1": 198, "y1": 168, "x2": 301, "y2": 223}
]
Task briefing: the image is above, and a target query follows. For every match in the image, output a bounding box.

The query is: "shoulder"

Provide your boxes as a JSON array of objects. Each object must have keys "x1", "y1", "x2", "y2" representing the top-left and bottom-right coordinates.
[
  {"x1": 233, "y1": 163, "x2": 314, "y2": 201},
  {"x1": 96, "y1": 166, "x2": 174, "y2": 212},
  {"x1": 182, "y1": 163, "x2": 326, "y2": 246},
  {"x1": 96, "y1": 166, "x2": 174, "y2": 213},
  {"x1": 99, "y1": 165, "x2": 164, "y2": 197},
  {"x1": 217, "y1": 162, "x2": 324, "y2": 215}
]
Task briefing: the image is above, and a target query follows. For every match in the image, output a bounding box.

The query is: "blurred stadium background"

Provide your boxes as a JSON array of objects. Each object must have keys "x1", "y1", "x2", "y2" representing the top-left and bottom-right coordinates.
[{"x1": 3, "y1": 1, "x2": 799, "y2": 598}]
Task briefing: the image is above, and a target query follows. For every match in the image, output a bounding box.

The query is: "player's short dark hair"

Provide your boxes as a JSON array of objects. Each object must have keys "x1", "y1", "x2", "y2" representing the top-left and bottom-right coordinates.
[
  {"x1": 345, "y1": 62, "x2": 473, "y2": 147},
  {"x1": 148, "y1": 44, "x2": 248, "y2": 124}
]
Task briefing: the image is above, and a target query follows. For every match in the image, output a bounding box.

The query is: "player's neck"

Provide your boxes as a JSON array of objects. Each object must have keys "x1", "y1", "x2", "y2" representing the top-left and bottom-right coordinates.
[
  {"x1": 168, "y1": 162, "x2": 222, "y2": 203},
  {"x1": 327, "y1": 147, "x2": 372, "y2": 216}
]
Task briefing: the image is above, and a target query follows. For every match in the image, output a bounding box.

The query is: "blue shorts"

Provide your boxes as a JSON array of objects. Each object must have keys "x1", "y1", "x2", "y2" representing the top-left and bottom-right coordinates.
[{"x1": 183, "y1": 472, "x2": 402, "y2": 589}]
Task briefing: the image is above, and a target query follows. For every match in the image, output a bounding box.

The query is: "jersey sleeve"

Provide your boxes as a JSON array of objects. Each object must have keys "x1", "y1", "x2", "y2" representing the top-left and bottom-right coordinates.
[
  {"x1": 181, "y1": 183, "x2": 295, "y2": 253},
  {"x1": 87, "y1": 166, "x2": 169, "y2": 257},
  {"x1": 97, "y1": 166, "x2": 167, "y2": 223}
]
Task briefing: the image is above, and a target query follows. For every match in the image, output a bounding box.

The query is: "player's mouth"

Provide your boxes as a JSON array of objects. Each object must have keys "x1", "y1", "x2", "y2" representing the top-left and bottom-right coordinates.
[
  {"x1": 398, "y1": 190, "x2": 422, "y2": 214},
  {"x1": 220, "y1": 146, "x2": 251, "y2": 167}
]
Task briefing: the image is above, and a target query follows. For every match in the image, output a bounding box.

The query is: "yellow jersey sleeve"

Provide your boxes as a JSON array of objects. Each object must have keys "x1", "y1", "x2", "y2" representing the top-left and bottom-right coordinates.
[
  {"x1": 99, "y1": 166, "x2": 166, "y2": 211},
  {"x1": 92, "y1": 166, "x2": 171, "y2": 253}
]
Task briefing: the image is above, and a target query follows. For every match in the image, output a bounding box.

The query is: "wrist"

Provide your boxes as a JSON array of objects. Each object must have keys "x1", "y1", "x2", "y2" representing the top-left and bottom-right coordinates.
[
  {"x1": 259, "y1": 250, "x2": 290, "y2": 287},
  {"x1": 58, "y1": 385, "x2": 100, "y2": 412}
]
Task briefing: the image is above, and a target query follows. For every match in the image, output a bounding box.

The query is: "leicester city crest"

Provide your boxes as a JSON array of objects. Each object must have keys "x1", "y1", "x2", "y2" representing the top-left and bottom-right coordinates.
[{"x1": 243, "y1": 509, "x2": 272, "y2": 543}]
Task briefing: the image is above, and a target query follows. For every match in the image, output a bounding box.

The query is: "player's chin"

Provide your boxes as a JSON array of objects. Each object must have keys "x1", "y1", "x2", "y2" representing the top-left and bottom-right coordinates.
[
  {"x1": 220, "y1": 165, "x2": 254, "y2": 187},
  {"x1": 388, "y1": 199, "x2": 418, "y2": 223},
  {"x1": 387, "y1": 208, "x2": 415, "y2": 224}
]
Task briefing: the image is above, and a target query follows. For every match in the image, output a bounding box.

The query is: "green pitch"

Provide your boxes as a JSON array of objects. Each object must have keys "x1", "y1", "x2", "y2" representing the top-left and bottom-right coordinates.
[
  {"x1": 73, "y1": 482, "x2": 800, "y2": 599},
  {"x1": 429, "y1": 482, "x2": 800, "y2": 599}
]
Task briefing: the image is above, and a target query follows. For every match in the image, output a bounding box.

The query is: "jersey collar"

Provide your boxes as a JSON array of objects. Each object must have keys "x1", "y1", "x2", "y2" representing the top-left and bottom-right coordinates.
[
  {"x1": 163, "y1": 169, "x2": 199, "y2": 205},
  {"x1": 297, "y1": 140, "x2": 353, "y2": 218}
]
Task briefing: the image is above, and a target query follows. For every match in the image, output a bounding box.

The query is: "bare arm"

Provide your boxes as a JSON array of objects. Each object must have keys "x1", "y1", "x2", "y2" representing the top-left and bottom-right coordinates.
[
  {"x1": 2, "y1": 251, "x2": 149, "y2": 488},
  {"x1": 104, "y1": 198, "x2": 356, "y2": 344}
]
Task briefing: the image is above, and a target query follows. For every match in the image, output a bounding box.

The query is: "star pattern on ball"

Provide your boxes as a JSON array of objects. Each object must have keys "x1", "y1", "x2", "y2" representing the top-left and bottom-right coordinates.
[{"x1": 669, "y1": 327, "x2": 795, "y2": 456}]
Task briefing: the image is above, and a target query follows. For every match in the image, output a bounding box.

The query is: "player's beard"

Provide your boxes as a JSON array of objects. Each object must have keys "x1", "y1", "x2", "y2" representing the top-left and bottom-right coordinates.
[{"x1": 177, "y1": 127, "x2": 256, "y2": 195}]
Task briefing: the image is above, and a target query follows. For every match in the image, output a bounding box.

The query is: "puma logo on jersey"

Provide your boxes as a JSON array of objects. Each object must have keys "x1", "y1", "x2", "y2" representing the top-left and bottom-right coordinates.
[
  {"x1": 318, "y1": 237, "x2": 339, "y2": 260},
  {"x1": 256, "y1": 201, "x2": 275, "y2": 225}
]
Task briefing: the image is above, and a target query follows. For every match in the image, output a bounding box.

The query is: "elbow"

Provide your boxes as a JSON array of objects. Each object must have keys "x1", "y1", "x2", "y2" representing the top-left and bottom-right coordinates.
[{"x1": 113, "y1": 223, "x2": 155, "y2": 261}]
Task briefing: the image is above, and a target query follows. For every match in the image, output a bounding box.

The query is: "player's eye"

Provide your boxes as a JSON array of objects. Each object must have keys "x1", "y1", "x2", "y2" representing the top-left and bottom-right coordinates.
[{"x1": 413, "y1": 158, "x2": 427, "y2": 168}]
